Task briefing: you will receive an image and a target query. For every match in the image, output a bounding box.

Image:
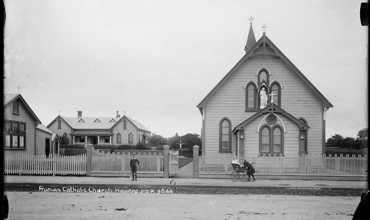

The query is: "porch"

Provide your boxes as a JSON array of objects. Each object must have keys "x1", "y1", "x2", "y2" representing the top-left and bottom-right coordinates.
[{"x1": 72, "y1": 130, "x2": 113, "y2": 145}]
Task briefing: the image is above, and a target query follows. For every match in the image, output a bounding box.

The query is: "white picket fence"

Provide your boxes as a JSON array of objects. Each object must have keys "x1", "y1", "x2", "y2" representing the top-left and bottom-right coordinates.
[
  {"x1": 4, "y1": 152, "x2": 86, "y2": 175},
  {"x1": 200, "y1": 154, "x2": 367, "y2": 177}
]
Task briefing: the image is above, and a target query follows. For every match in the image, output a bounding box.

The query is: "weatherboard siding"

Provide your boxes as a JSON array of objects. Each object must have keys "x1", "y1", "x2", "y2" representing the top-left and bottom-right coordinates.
[
  {"x1": 48, "y1": 117, "x2": 73, "y2": 138},
  {"x1": 112, "y1": 118, "x2": 139, "y2": 145},
  {"x1": 243, "y1": 114, "x2": 299, "y2": 158},
  {"x1": 203, "y1": 55, "x2": 324, "y2": 164},
  {"x1": 4, "y1": 100, "x2": 36, "y2": 155}
]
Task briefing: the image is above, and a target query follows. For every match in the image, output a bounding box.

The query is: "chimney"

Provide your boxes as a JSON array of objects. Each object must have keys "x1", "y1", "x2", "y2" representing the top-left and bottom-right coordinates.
[
  {"x1": 77, "y1": 111, "x2": 82, "y2": 120},
  {"x1": 116, "y1": 110, "x2": 120, "y2": 118}
]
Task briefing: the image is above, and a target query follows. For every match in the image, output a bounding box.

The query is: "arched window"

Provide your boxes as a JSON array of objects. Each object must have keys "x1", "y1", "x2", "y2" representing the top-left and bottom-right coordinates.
[
  {"x1": 128, "y1": 132, "x2": 133, "y2": 144},
  {"x1": 219, "y1": 118, "x2": 232, "y2": 153},
  {"x1": 116, "y1": 133, "x2": 121, "y2": 144},
  {"x1": 246, "y1": 82, "x2": 257, "y2": 111},
  {"x1": 260, "y1": 126, "x2": 270, "y2": 153},
  {"x1": 258, "y1": 69, "x2": 269, "y2": 86},
  {"x1": 270, "y1": 82, "x2": 281, "y2": 106},
  {"x1": 258, "y1": 86, "x2": 269, "y2": 109},
  {"x1": 272, "y1": 126, "x2": 283, "y2": 153},
  {"x1": 259, "y1": 125, "x2": 284, "y2": 156}
]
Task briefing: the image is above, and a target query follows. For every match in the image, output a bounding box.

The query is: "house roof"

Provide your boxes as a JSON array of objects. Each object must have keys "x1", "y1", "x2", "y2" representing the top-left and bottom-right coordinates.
[
  {"x1": 36, "y1": 124, "x2": 53, "y2": 134},
  {"x1": 4, "y1": 93, "x2": 42, "y2": 124},
  {"x1": 233, "y1": 103, "x2": 309, "y2": 132},
  {"x1": 48, "y1": 114, "x2": 150, "y2": 132},
  {"x1": 197, "y1": 33, "x2": 333, "y2": 113}
]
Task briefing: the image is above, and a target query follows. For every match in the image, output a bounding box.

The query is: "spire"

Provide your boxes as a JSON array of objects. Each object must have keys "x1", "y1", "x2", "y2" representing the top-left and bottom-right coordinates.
[{"x1": 244, "y1": 17, "x2": 256, "y2": 52}]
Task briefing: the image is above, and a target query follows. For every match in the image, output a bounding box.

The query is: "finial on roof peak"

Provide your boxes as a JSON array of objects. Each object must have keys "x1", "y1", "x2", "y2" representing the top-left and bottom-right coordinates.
[{"x1": 248, "y1": 16, "x2": 254, "y2": 25}]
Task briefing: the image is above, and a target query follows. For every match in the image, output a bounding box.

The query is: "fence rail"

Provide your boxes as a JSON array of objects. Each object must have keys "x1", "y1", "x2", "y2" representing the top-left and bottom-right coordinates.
[
  {"x1": 200, "y1": 154, "x2": 367, "y2": 176},
  {"x1": 92, "y1": 149, "x2": 164, "y2": 173},
  {"x1": 4, "y1": 152, "x2": 86, "y2": 175}
]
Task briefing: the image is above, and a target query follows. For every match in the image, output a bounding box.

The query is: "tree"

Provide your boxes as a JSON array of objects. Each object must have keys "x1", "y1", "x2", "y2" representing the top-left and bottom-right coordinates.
[
  {"x1": 167, "y1": 133, "x2": 202, "y2": 156},
  {"x1": 147, "y1": 134, "x2": 167, "y2": 147},
  {"x1": 326, "y1": 134, "x2": 344, "y2": 148}
]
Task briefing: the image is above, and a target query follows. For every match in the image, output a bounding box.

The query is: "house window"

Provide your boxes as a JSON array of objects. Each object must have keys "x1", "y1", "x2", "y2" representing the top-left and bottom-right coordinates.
[
  {"x1": 3, "y1": 121, "x2": 26, "y2": 149},
  {"x1": 219, "y1": 118, "x2": 232, "y2": 153},
  {"x1": 57, "y1": 117, "x2": 61, "y2": 129},
  {"x1": 270, "y1": 82, "x2": 281, "y2": 106},
  {"x1": 99, "y1": 136, "x2": 110, "y2": 144},
  {"x1": 123, "y1": 119, "x2": 127, "y2": 130},
  {"x1": 259, "y1": 125, "x2": 284, "y2": 156},
  {"x1": 75, "y1": 136, "x2": 86, "y2": 143},
  {"x1": 128, "y1": 133, "x2": 133, "y2": 144},
  {"x1": 258, "y1": 69, "x2": 269, "y2": 86},
  {"x1": 116, "y1": 133, "x2": 121, "y2": 144},
  {"x1": 246, "y1": 82, "x2": 257, "y2": 111},
  {"x1": 13, "y1": 101, "x2": 20, "y2": 115}
]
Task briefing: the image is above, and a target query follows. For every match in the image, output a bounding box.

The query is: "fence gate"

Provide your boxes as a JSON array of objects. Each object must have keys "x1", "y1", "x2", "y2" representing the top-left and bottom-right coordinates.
[{"x1": 89, "y1": 148, "x2": 165, "y2": 177}]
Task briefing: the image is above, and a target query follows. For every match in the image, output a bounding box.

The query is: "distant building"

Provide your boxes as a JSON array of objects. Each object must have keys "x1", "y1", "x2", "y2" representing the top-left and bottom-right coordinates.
[
  {"x1": 197, "y1": 22, "x2": 333, "y2": 165},
  {"x1": 47, "y1": 110, "x2": 150, "y2": 146},
  {"x1": 4, "y1": 94, "x2": 53, "y2": 156}
]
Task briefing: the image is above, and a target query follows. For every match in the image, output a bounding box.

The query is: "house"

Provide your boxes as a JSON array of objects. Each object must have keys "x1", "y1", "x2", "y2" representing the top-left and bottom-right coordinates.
[
  {"x1": 197, "y1": 22, "x2": 333, "y2": 166},
  {"x1": 47, "y1": 110, "x2": 150, "y2": 147},
  {"x1": 4, "y1": 93, "x2": 53, "y2": 156}
]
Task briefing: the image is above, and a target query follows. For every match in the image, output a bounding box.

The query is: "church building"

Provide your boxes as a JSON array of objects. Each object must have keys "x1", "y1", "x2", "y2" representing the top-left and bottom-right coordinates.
[{"x1": 197, "y1": 22, "x2": 333, "y2": 168}]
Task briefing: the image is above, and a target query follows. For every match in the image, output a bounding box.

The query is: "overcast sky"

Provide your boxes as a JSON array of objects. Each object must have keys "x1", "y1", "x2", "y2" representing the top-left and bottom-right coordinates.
[{"x1": 4, "y1": 0, "x2": 368, "y2": 138}]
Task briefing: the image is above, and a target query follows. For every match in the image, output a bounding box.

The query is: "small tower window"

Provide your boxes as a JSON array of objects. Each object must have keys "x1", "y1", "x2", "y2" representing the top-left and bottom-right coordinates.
[{"x1": 258, "y1": 69, "x2": 269, "y2": 86}]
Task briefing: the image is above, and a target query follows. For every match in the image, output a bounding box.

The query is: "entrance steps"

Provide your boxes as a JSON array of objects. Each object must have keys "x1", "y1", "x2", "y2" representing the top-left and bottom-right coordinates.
[{"x1": 176, "y1": 161, "x2": 194, "y2": 178}]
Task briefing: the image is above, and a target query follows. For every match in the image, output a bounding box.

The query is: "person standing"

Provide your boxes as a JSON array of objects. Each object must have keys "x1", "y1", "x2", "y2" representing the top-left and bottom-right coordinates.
[
  {"x1": 243, "y1": 160, "x2": 256, "y2": 182},
  {"x1": 129, "y1": 153, "x2": 140, "y2": 181}
]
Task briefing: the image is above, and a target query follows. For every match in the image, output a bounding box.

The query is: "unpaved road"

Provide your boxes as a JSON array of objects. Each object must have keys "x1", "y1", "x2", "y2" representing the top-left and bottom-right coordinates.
[{"x1": 6, "y1": 192, "x2": 359, "y2": 220}]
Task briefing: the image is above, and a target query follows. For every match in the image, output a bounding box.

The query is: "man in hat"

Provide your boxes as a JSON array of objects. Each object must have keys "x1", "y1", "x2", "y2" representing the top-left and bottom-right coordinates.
[{"x1": 129, "y1": 153, "x2": 140, "y2": 181}]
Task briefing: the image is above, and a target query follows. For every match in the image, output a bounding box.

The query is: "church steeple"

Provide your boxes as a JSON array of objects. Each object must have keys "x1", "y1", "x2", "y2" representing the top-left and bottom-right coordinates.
[{"x1": 244, "y1": 17, "x2": 256, "y2": 52}]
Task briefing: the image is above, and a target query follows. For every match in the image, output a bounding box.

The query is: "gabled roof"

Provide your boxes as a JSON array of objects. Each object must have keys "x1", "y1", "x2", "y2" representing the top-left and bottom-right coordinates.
[
  {"x1": 233, "y1": 103, "x2": 309, "y2": 132},
  {"x1": 36, "y1": 124, "x2": 53, "y2": 134},
  {"x1": 47, "y1": 114, "x2": 150, "y2": 132},
  {"x1": 4, "y1": 93, "x2": 42, "y2": 124},
  {"x1": 197, "y1": 33, "x2": 333, "y2": 113}
]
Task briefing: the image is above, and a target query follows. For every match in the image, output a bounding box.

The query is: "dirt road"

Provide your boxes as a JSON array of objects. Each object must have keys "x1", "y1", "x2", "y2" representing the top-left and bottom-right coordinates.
[{"x1": 6, "y1": 192, "x2": 359, "y2": 220}]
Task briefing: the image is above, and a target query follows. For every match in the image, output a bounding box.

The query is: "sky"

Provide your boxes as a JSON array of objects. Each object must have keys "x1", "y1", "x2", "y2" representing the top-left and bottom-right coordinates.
[{"x1": 4, "y1": 0, "x2": 368, "y2": 138}]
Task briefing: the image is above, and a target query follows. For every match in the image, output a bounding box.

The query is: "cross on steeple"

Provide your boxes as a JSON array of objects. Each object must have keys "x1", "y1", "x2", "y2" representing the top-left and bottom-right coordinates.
[
  {"x1": 262, "y1": 24, "x2": 267, "y2": 35},
  {"x1": 249, "y1": 16, "x2": 254, "y2": 24}
]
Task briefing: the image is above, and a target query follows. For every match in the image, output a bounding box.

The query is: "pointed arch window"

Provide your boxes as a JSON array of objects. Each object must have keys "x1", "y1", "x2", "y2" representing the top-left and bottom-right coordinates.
[
  {"x1": 219, "y1": 118, "x2": 232, "y2": 153},
  {"x1": 246, "y1": 82, "x2": 257, "y2": 111},
  {"x1": 258, "y1": 69, "x2": 269, "y2": 86},
  {"x1": 116, "y1": 133, "x2": 121, "y2": 144},
  {"x1": 128, "y1": 132, "x2": 133, "y2": 144},
  {"x1": 259, "y1": 125, "x2": 284, "y2": 156},
  {"x1": 260, "y1": 126, "x2": 270, "y2": 153},
  {"x1": 272, "y1": 126, "x2": 283, "y2": 153},
  {"x1": 270, "y1": 82, "x2": 281, "y2": 106}
]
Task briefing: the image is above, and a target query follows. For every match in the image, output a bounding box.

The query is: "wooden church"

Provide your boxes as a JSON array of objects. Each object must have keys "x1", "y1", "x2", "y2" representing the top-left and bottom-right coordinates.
[{"x1": 197, "y1": 21, "x2": 333, "y2": 168}]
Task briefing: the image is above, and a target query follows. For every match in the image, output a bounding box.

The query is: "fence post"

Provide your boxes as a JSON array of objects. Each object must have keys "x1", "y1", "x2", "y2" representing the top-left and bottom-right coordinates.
[
  {"x1": 193, "y1": 145, "x2": 199, "y2": 178},
  {"x1": 163, "y1": 145, "x2": 170, "y2": 178},
  {"x1": 86, "y1": 144, "x2": 93, "y2": 176}
]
